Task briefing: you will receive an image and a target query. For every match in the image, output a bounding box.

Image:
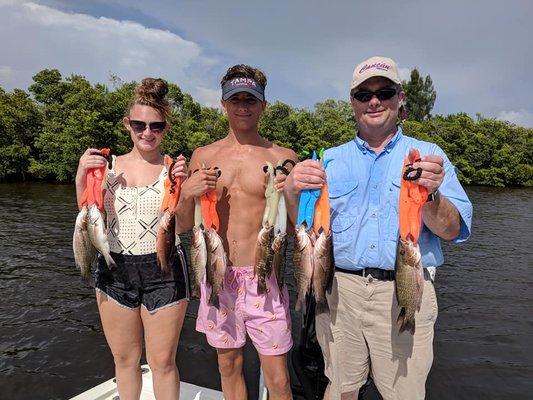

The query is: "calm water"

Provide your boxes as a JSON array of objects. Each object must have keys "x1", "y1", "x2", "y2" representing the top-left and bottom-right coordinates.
[{"x1": 0, "y1": 184, "x2": 532, "y2": 399}]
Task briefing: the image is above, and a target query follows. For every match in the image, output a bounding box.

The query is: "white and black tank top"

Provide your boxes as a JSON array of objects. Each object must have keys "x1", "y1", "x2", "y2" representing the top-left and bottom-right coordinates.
[{"x1": 103, "y1": 155, "x2": 167, "y2": 255}]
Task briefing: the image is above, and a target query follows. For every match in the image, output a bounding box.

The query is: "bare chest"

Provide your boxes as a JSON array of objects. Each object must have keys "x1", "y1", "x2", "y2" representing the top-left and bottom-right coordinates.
[
  {"x1": 114, "y1": 160, "x2": 165, "y2": 188},
  {"x1": 208, "y1": 148, "x2": 278, "y2": 200}
]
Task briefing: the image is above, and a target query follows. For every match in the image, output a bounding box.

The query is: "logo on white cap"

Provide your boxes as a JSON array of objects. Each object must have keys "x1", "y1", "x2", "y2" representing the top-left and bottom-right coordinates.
[{"x1": 359, "y1": 62, "x2": 392, "y2": 74}]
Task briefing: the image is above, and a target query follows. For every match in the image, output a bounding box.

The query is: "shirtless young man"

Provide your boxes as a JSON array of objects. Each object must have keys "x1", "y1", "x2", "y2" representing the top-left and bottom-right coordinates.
[{"x1": 176, "y1": 64, "x2": 297, "y2": 400}]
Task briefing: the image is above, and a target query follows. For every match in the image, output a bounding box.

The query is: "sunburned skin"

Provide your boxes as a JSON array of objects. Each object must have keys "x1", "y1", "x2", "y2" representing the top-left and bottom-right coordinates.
[{"x1": 193, "y1": 139, "x2": 295, "y2": 267}]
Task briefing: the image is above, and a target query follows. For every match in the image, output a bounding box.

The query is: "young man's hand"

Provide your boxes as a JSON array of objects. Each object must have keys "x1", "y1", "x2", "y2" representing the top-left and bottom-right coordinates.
[{"x1": 181, "y1": 168, "x2": 219, "y2": 198}]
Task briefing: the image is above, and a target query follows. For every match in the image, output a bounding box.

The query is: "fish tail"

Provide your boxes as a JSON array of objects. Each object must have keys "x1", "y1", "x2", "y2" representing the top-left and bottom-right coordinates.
[
  {"x1": 190, "y1": 285, "x2": 200, "y2": 300},
  {"x1": 79, "y1": 267, "x2": 91, "y2": 282},
  {"x1": 104, "y1": 254, "x2": 117, "y2": 271},
  {"x1": 208, "y1": 288, "x2": 220, "y2": 309},
  {"x1": 190, "y1": 274, "x2": 201, "y2": 299},
  {"x1": 397, "y1": 308, "x2": 415, "y2": 334},
  {"x1": 315, "y1": 297, "x2": 329, "y2": 315},
  {"x1": 257, "y1": 278, "x2": 267, "y2": 295},
  {"x1": 277, "y1": 275, "x2": 285, "y2": 299},
  {"x1": 156, "y1": 251, "x2": 168, "y2": 272},
  {"x1": 81, "y1": 274, "x2": 94, "y2": 287},
  {"x1": 295, "y1": 294, "x2": 304, "y2": 312}
]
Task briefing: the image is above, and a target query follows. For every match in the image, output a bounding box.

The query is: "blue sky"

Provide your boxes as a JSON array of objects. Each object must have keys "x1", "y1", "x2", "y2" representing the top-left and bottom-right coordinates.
[{"x1": 1, "y1": 0, "x2": 532, "y2": 127}]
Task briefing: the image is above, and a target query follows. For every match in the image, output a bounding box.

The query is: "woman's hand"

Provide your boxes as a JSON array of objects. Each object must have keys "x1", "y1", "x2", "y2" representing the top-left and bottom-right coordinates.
[
  {"x1": 76, "y1": 148, "x2": 107, "y2": 183},
  {"x1": 170, "y1": 154, "x2": 188, "y2": 183}
]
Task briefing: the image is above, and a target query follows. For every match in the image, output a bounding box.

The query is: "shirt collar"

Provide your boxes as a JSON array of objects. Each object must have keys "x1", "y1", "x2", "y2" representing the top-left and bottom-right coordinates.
[{"x1": 354, "y1": 126, "x2": 403, "y2": 154}]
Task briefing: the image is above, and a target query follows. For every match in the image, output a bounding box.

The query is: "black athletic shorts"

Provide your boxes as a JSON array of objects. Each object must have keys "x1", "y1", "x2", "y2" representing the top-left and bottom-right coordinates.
[{"x1": 94, "y1": 245, "x2": 190, "y2": 313}]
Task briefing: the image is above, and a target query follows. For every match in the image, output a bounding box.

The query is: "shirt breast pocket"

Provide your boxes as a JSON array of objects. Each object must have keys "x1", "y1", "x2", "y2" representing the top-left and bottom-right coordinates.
[
  {"x1": 385, "y1": 178, "x2": 401, "y2": 241},
  {"x1": 329, "y1": 181, "x2": 359, "y2": 244}
]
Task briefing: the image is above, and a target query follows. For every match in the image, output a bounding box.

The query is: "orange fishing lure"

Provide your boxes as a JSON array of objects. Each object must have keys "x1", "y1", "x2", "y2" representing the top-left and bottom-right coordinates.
[
  {"x1": 399, "y1": 149, "x2": 428, "y2": 243},
  {"x1": 78, "y1": 148, "x2": 111, "y2": 210}
]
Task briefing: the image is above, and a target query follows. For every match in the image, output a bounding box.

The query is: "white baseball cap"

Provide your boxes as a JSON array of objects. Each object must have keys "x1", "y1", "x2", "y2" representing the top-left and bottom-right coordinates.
[{"x1": 351, "y1": 56, "x2": 401, "y2": 90}]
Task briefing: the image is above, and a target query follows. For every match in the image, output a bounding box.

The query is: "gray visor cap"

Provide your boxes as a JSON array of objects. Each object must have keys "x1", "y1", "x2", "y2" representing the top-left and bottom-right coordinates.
[{"x1": 221, "y1": 79, "x2": 265, "y2": 101}]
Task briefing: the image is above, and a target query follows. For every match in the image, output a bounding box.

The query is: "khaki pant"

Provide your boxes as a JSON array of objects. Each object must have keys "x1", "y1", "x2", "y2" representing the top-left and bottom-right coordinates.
[{"x1": 316, "y1": 271, "x2": 438, "y2": 400}]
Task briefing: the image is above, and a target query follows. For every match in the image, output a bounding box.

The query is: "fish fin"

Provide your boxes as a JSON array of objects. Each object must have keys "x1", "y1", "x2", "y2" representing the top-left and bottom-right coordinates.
[
  {"x1": 315, "y1": 298, "x2": 329, "y2": 315},
  {"x1": 81, "y1": 274, "x2": 95, "y2": 287},
  {"x1": 257, "y1": 278, "x2": 267, "y2": 295},
  {"x1": 416, "y1": 269, "x2": 425, "y2": 311},
  {"x1": 208, "y1": 288, "x2": 220, "y2": 309},
  {"x1": 104, "y1": 255, "x2": 117, "y2": 271},
  {"x1": 326, "y1": 263, "x2": 335, "y2": 293},
  {"x1": 190, "y1": 285, "x2": 200, "y2": 300},
  {"x1": 295, "y1": 296, "x2": 303, "y2": 312},
  {"x1": 163, "y1": 247, "x2": 176, "y2": 274},
  {"x1": 397, "y1": 308, "x2": 416, "y2": 334}
]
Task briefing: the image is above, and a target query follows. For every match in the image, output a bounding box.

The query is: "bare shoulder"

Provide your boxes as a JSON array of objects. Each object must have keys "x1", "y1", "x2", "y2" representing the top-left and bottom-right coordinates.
[
  {"x1": 269, "y1": 142, "x2": 298, "y2": 162},
  {"x1": 190, "y1": 140, "x2": 225, "y2": 164}
]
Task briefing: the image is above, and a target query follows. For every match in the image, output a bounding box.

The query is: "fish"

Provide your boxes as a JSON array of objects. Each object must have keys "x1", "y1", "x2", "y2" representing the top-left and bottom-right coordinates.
[
  {"x1": 293, "y1": 224, "x2": 315, "y2": 312},
  {"x1": 271, "y1": 232, "x2": 288, "y2": 296},
  {"x1": 190, "y1": 225, "x2": 208, "y2": 299},
  {"x1": 313, "y1": 230, "x2": 334, "y2": 314},
  {"x1": 255, "y1": 225, "x2": 274, "y2": 295},
  {"x1": 86, "y1": 204, "x2": 117, "y2": 270},
  {"x1": 261, "y1": 162, "x2": 275, "y2": 227},
  {"x1": 73, "y1": 205, "x2": 97, "y2": 281},
  {"x1": 156, "y1": 208, "x2": 176, "y2": 271},
  {"x1": 395, "y1": 237, "x2": 424, "y2": 334},
  {"x1": 264, "y1": 162, "x2": 282, "y2": 228},
  {"x1": 205, "y1": 228, "x2": 227, "y2": 308}
]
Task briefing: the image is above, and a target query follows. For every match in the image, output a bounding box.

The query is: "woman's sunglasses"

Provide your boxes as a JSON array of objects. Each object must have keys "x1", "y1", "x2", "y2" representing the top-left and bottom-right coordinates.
[
  {"x1": 128, "y1": 120, "x2": 167, "y2": 133},
  {"x1": 351, "y1": 87, "x2": 398, "y2": 102}
]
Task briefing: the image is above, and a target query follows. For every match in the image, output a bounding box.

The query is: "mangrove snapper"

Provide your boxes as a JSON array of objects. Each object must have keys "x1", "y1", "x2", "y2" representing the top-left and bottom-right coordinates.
[
  {"x1": 156, "y1": 208, "x2": 176, "y2": 271},
  {"x1": 255, "y1": 225, "x2": 274, "y2": 295},
  {"x1": 73, "y1": 205, "x2": 97, "y2": 281},
  {"x1": 313, "y1": 230, "x2": 334, "y2": 314},
  {"x1": 86, "y1": 204, "x2": 116, "y2": 270},
  {"x1": 293, "y1": 225, "x2": 314, "y2": 312},
  {"x1": 205, "y1": 228, "x2": 227, "y2": 308},
  {"x1": 271, "y1": 232, "x2": 288, "y2": 296},
  {"x1": 395, "y1": 237, "x2": 424, "y2": 334},
  {"x1": 190, "y1": 225, "x2": 208, "y2": 299}
]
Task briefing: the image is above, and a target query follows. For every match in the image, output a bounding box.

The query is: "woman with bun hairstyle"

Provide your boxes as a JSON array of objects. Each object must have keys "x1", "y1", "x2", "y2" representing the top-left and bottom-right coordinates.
[{"x1": 75, "y1": 78, "x2": 189, "y2": 400}]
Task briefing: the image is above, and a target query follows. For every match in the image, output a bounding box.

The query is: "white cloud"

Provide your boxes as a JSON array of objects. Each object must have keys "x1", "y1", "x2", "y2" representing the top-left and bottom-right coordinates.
[
  {"x1": 0, "y1": 65, "x2": 15, "y2": 82},
  {"x1": 398, "y1": 67, "x2": 411, "y2": 82},
  {"x1": 121, "y1": 0, "x2": 533, "y2": 117},
  {"x1": 0, "y1": 2, "x2": 219, "y2": 106},
  {"x1": 2, "y1": 0, "x2": 533, "y2": 120},
  {"x1": 497, "y1": 109, "x2": 533, "y2": 128},
  {"x1": 194, "y1": 86, "x2": 221, "y2": 109}
]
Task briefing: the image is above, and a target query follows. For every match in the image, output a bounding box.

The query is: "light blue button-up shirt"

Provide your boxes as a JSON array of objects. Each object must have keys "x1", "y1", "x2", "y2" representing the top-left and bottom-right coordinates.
[{"x1": 324, "y1": 127, "x2": 473, "y2": 270}]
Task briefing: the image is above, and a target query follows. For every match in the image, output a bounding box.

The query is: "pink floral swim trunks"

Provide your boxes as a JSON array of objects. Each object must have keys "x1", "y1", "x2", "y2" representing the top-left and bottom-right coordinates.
[{"x1": 196, "y1": 265, "x2": 293, "y2": 356}]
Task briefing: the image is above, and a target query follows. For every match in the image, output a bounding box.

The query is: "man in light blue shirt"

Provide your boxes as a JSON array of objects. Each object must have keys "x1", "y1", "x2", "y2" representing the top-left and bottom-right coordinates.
[{"x1": 284, "y1": 56, "x2": 472, "y2": 400}]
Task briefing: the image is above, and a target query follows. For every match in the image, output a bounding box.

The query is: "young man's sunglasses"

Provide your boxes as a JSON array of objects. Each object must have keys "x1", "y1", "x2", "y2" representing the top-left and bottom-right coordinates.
[
  {"x1": 351, "y1": 87, "x2": 398, "y2": 102},
  {"x1": 129, "y1": 120, "x2": 167, "y2": 133}
]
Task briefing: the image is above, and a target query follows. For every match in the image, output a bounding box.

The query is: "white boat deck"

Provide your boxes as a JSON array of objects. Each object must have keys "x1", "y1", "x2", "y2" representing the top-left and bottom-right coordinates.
[{"x1": 71, "y1": 365, "x2": 268, "y2": 400}]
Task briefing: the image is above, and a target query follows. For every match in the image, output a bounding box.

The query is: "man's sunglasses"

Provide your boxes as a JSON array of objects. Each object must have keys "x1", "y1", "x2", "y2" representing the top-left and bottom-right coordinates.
[
  {"x1": 129, "y1": 120, "x2": 167, "y2": 133},
  {"x1": 351, "y1": 87, "x2": 398, "y2": 102}
]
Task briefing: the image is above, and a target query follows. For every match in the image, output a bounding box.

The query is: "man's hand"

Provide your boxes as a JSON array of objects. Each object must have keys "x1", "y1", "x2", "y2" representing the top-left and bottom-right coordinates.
[
  {"x1": 181, "y1": 167, "x2": 219, "y2": 199},
  {"x1": 274, "y1": 172, "x2": 287, "y2": 192},
  {"x1": 284, "y1": 159, "x2": 326, "y2": 195},
  {"x1": 413, "y1": 155, "x2": 444, "y2": 194}
]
